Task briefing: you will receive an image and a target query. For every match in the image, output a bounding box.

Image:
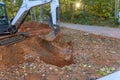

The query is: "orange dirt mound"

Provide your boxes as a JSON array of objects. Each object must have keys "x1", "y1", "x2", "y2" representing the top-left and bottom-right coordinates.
[{"x1": 0, "y1": 22, "x2": 74, "y2": 70}]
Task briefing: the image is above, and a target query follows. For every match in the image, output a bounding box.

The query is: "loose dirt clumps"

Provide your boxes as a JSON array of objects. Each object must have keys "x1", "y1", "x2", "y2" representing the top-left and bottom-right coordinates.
[
  {"x1": 0, "y1": 22, "x2": 74, "y2": 70},
  {"x1": 1, "y1": 22, "x2": 120, "y2": 80},
  {"x1": 0, "y1": 45, "x2": 24, "y2": 69}
]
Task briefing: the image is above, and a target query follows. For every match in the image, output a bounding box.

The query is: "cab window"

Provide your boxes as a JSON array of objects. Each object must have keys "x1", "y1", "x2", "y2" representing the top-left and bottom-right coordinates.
[{"x1": 0, "y1": 5, "x2": 8, "y2": 25}]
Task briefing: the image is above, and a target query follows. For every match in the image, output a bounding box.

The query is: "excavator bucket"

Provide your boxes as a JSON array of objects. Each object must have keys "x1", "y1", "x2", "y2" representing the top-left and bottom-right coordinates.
[
  {"x1": 39, "y1": 4, "x2": 60, "y2": 42},
  {"x1": 39, "y1": 31, "x2": 59, "y2": 41}
]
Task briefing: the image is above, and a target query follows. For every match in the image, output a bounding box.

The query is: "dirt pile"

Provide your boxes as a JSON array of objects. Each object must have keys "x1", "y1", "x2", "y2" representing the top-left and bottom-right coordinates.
[
  {"x1": 20, "y1": 22, "x2": 52, "y2": 36},
  {"x1": 0, "y1": 22, "x2": 73, "y2": 70},
  {"x1": 1, "y1": 24, "x2": 120, "y2": 80}
]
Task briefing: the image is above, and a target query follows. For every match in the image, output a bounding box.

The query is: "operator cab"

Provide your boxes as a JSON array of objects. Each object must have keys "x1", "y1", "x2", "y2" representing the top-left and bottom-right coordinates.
[{"x1": 0, "y1": 2, "x2": 9, "y2": 32}]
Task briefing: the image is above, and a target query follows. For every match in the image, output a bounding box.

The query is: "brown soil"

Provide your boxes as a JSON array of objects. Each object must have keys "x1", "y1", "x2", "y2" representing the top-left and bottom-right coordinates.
[
  {"x1": 0, "y1": 22, "x2": 120, "y2": 80},
  {"x1": 0, "y1": 22, "x2": 73, "y2": 69}
]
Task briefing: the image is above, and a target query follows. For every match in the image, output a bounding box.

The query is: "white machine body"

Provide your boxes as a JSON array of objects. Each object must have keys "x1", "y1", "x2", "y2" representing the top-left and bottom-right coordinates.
[{"x1": 11, "y1": 0, "x2": 59, "y2": 26}]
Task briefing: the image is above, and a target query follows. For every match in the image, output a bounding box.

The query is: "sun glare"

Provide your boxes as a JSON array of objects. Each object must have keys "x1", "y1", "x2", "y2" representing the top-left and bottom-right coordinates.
[{"x1": 76, "y1": 3, "x2": 80, "y2": 8}]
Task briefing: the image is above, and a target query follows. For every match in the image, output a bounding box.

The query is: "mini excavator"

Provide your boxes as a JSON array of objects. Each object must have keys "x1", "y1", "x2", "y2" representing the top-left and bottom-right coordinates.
[{"x1": 0, "y1": 0, "x2": 60, "y2": 46}]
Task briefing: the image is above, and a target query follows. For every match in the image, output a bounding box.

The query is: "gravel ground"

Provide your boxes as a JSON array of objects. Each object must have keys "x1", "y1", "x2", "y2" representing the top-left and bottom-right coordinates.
[{"x1": 0, "y1": 23, "x2": 120, "y2": 80}]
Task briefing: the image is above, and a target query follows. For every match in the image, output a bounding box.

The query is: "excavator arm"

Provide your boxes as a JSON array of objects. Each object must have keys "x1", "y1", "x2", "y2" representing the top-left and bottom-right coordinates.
[
  {"x1": 0, "y1": 0, "x2": 60, "y2": 46},
  {"x1": 9, "y1": 0, "x2": 60, "y2": 35}
]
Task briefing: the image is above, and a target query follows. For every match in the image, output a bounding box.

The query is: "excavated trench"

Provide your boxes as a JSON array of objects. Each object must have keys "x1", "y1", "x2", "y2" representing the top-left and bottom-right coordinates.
[{"x1": 0, "y1": 22, "x2": 74, "y2": 70}]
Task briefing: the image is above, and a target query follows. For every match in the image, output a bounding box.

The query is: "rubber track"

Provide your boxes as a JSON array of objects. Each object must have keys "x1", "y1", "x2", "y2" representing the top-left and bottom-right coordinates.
[{"x1": 0, "y1": 33, "x2": 29, "y2": 46}]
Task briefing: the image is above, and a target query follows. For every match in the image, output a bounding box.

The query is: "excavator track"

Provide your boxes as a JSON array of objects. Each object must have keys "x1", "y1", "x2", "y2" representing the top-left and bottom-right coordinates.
[{"x1": 0, "y1": 32, "x2": 29, "y2": 46}]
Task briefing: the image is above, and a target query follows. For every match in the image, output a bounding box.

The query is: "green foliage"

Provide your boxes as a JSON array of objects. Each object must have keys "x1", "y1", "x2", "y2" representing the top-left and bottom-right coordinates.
[
  {"x1": 61, "y1": 0, "x2": 117, "y2": 27},
  {"x1": 98, "y1": 67, "x2": 116, "y2": 76},
  {"x1": 0, "y1": 0, "x2": 118, "y2": 27},
  {"x1": 61, "y1": 11, "x2": 73, "y2": 22},
  {"x1": 2, "y1": 0, "x2": 22, "y2": 19},
  {"x1": 85, "y1": 0, "x2": 114, "y2": 18}
]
